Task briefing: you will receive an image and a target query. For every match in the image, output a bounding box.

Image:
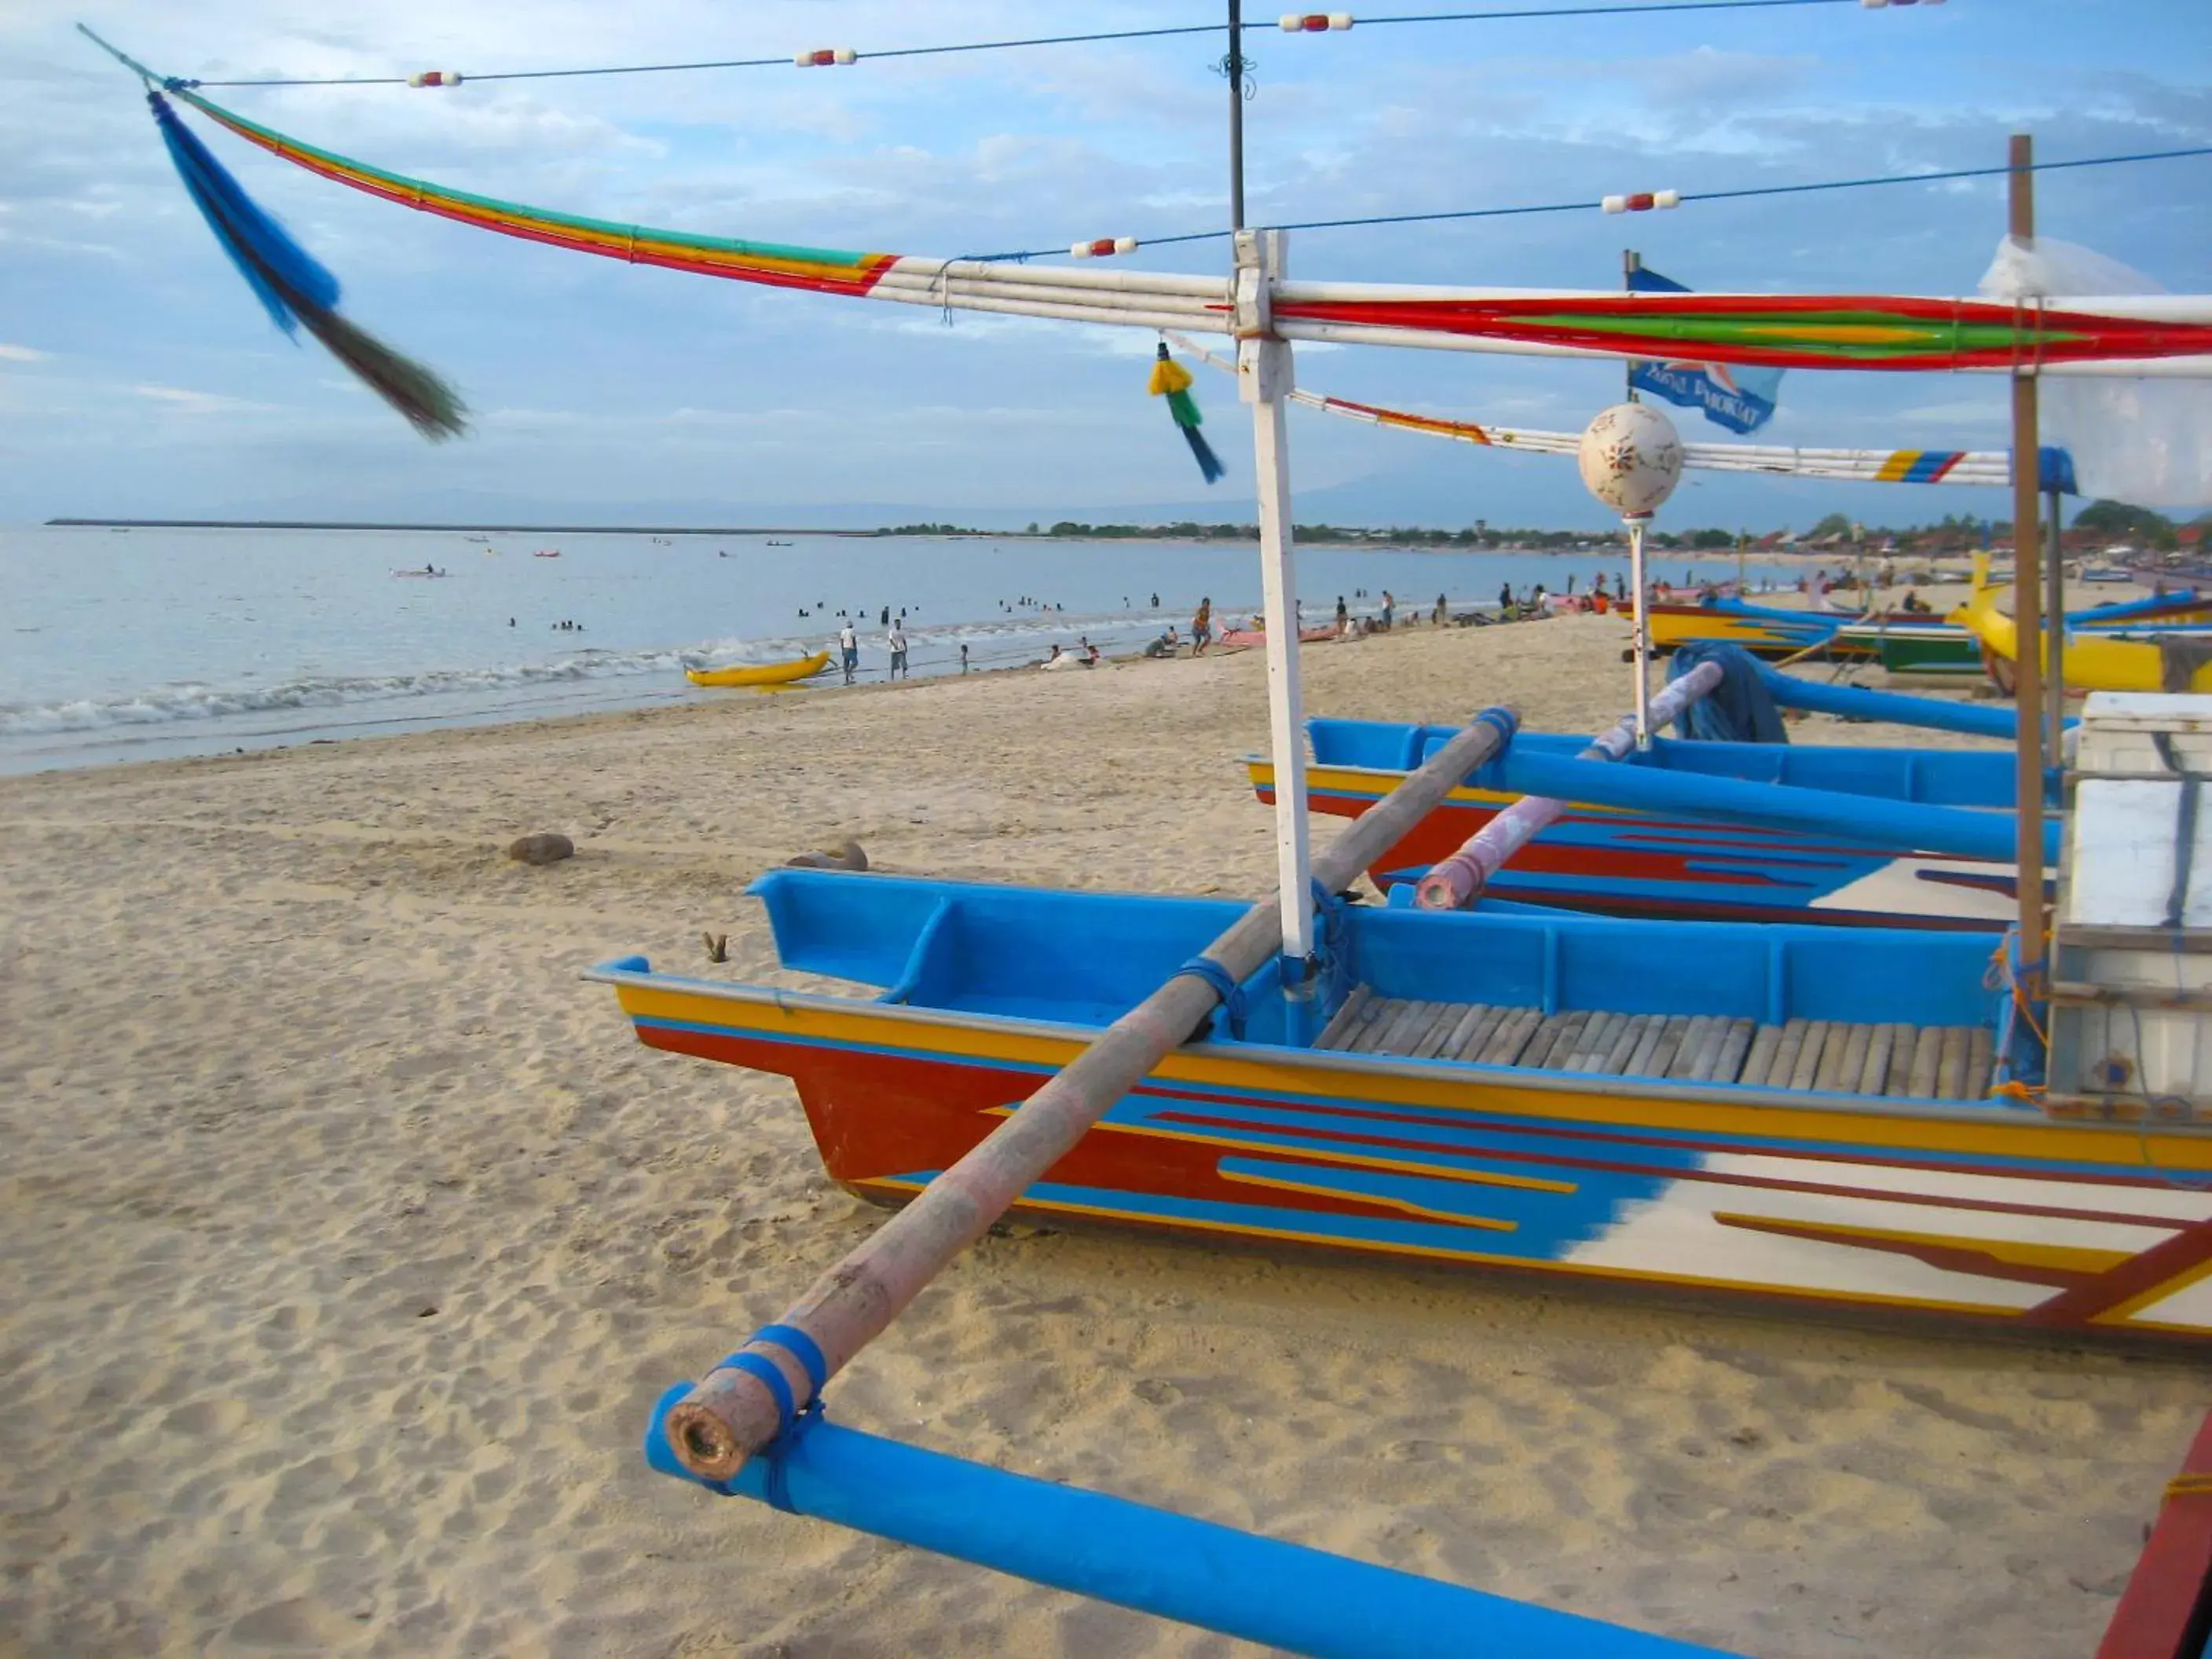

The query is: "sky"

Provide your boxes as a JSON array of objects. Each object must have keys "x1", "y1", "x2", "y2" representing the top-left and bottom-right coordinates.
[{"x1": 2, "y1": 0, "x2": 2209, "y2": 529}]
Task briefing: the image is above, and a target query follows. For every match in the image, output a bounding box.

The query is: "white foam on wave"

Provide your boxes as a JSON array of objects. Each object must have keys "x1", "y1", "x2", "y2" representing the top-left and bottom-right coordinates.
[
  {"x1": 0, "y1": 639, "x2": 751, "y2": 735},
  {"x1": 0, "y1": 610, "x2": 1214, "y2": 736}
]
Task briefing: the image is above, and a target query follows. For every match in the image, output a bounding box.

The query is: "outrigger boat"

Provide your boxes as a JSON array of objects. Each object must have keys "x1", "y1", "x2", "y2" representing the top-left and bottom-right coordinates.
[
  {"x1": 591, "y1": 855, "x2": 2212, "y2": 1342},
  {"x1": 1257, "y1": 716, "x2": 2040, "y2": 928},
  {"x1": 1643, "y1": 589, "x2": 2212, "y2": 668},
  {"x1": 1638, "y1": 596, "x2": 1845, "y2": 658},
  {"x1": 1846, "y1": 591, "x2": 2212, "y2": 679},
  {"x1": 686, "y1": 650, "x2": 834, "y2": 688},
  {"x1": 1959, "y1": 572, "x2": 2212, "y2": 694},
  {"x1": 1834, "y1": 616, "x2": 1989, "y2": 676},
  {"x1": 1243, "y1": 658, "x2": 2062, "y2": 929}
]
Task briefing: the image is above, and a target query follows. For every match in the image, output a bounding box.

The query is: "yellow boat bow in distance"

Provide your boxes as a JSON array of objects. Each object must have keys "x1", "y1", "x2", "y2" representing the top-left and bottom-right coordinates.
[
  {"x1": 685, "y1": 650, "x2": 834, "y2": 689},
  {"x1": 1952, "y1": 555, "x2": 2212, "y2": 694}
]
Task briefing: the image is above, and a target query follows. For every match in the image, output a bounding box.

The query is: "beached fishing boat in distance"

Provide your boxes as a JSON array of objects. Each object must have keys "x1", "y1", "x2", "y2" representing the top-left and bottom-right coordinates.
[
  {"x1": 1833, "y1": 617, "x2": 1986, "y2": 676},
  {"x1": 1957, "y1": 562, "x2": 2212, "y2": 694},
  {"x1": 1646, "y1": 590, "x2": 2212, "y2": 671},
  {"x1": 686, "y1": 649, "x2": 834, "y2": 688},
  {"x1": 1637, "y1": 596, "x2": 1841, "y2": 658},
  {"x1": 1218, "y1": 623, "x2": 1337, "y2": 649},
  {"x1": 592, "y1": 866, "x2": 2212, "y2": 1340},
  {"x1": 534, "y1": 548, "x2": 561, "y2": 558}
]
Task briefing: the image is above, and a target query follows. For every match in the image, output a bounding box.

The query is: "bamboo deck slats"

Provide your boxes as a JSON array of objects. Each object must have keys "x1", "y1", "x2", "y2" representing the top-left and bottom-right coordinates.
[{"x1": 1320, "y1": 995, "x2": 1997, "y2": 1098}]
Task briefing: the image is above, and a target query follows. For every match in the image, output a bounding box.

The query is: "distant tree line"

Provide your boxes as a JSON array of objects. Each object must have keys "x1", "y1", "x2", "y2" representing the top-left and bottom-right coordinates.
[{"x1": 870, "y1": 500, "x2": 2202, "y2": 553}]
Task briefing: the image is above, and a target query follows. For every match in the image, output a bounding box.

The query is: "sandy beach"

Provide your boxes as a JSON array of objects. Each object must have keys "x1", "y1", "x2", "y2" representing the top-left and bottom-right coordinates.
[{"x1": 2, "y1": 606, "x2": 2202, "y2": 1658}]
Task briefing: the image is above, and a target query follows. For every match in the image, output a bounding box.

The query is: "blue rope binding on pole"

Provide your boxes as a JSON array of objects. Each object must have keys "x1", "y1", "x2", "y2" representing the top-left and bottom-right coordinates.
[
  {"x1": 645, "y1": 1322, "x2": 835, "y2": 1503},
  {"x1": 1172, "y1": 956, "x2": 1247, "y2": 1039},
  {"x1": 1309, "y1": 879, "x2": 1353, "y2": 1010},
  {"x1": 1472, "y1": 706, "x2": 1520, "y2": 748},
  {"x1": 1666, "y1": 643, "x2": 1787, "y2": 744}
]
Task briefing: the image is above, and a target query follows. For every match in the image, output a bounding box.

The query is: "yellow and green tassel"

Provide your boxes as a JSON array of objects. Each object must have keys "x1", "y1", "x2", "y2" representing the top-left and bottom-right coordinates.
[{"x1": 1148, "y1": 342, "x2": 1224, "y2": 484}]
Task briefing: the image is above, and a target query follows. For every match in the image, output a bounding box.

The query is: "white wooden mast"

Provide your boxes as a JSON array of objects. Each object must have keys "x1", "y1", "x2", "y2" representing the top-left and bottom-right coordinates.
[{"x1": 1236, "y1": 229, "x2": 1318, "y2": 984}]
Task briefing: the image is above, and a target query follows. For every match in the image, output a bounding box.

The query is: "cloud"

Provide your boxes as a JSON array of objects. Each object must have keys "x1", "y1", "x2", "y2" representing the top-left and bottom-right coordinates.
[
  {"x1": 0, "y1": 342, "x2": 47, "y2": 361},
  {"x1": 1, "y1": 0, "x2": 2205, "y2": 523},
  {"x1": 132, "y1": 384, "x2": 279, "y2": 414}
]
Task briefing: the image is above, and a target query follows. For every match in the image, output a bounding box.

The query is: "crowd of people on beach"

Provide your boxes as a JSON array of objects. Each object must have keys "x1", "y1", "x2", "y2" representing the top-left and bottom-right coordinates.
[{"x1": 720, "y1": 562, "x2": 1796, "y2": 694}]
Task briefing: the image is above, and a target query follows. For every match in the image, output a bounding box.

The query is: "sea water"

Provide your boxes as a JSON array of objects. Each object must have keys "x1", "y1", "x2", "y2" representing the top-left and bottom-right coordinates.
[{"x1": 0, "y1": 524, "x2": 1792, "y2": 773}]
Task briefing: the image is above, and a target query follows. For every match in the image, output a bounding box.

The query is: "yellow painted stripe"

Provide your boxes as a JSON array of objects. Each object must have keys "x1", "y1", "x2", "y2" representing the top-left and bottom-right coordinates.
[
  {"x1": 1875, "y1": 452, "x2": 1920, "y2": 483},
  {"x1": 1214, "y1": 1164, "x2": 1518, "y2": 1229},
  {"x1": 617, "y1": 987, "x2": 2212, "y2": 1171},
  {"x1": 1646, "y1": 613, "x2": 1802, "y2": 650},
  {"x1": 1276, "y1": 760, "x2": 1642, "y2": 820},
  {"x1": 2096, "y1": 1254, "x2": 2212, "y2": 1328}
]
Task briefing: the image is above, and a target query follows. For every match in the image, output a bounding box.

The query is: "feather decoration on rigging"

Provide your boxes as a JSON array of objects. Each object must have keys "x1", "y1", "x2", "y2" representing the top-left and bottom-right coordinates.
[
  {"x1": 147, "y1": 91, "x2": 467, "y2": 441},
  {"x1": 1148, "y1": 342, "x2": 1224, "y2": 484}
]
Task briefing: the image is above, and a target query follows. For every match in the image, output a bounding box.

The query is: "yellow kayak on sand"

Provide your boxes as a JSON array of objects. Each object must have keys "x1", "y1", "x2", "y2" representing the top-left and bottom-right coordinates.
[
  {"x1": 1952, "y1": 555, "x2": 2212, "y2": 694},
  {"x1": 685, "y1": 650, "x2": 834, "y2": 688}
]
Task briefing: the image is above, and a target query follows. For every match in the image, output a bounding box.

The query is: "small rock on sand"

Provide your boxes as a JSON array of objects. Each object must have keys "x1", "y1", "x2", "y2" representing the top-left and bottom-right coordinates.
[{"x1": 507, "y1": 833, "x2": 574, "y2": 866}]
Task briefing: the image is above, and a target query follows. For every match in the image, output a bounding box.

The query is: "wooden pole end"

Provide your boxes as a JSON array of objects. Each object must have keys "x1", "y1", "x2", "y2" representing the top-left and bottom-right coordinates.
[{"x1": 665, "y1": 1401, "x2": 748, "y2": 1481}]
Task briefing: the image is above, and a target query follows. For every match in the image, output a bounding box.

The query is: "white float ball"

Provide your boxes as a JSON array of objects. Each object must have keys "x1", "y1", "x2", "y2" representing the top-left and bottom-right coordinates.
[{"x1": 1577, "y1": 402, "x2": 1684, "y2": 518}]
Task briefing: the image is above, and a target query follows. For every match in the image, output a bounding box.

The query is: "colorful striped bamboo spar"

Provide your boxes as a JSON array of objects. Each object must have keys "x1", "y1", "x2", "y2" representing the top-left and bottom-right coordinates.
[
  {"x1": 1873, "y1": 449, "x2": 1971, "y2": 483},
  {"x1": 167, "y1": 89, "x2": 2212, "y2": 376},
  {"x1": 1163, "y1": 331, "x2": 2017, "y2": 485},
  {"x1": 590, "y1": 871, "x2": 2212, "y2": 1342},
  {"x1": 178, "y1": 93, "x2": 903, "y2": 298}
]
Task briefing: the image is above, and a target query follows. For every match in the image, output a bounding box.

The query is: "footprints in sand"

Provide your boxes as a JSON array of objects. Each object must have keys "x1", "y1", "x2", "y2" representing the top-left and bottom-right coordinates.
[
  {"x1": 162, "y1": 1398, "x2": 251, "y2": 1437},
  {"x1": 7, "y1": 651, "x2": 2210, "y2": 1657}
]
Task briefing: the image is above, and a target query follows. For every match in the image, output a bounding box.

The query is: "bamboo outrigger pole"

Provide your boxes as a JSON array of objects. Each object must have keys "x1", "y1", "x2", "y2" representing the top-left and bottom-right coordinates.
[
  {"x1": 2009, "y1": 133, "x2": 2048, "y2": 993},
  {"x1": 661, "y1": 699, "x2": 1522, "y2": 1481}
]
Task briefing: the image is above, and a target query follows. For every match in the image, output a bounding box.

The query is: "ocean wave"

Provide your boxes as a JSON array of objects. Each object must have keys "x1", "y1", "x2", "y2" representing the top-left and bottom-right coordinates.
[
  {"x1": 0, "y1": 642, "x2": 728, "y2": 735},
  {"x1": 0, "y1": 612, "x2": 1211, "y2": 736}
]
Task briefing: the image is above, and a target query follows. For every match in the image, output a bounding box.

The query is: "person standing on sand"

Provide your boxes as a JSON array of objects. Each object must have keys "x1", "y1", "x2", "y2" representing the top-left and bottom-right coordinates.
[
  {"x1": 1335, "y1": 595, "x2": 1348, "y2": 632},
  {"x1": 1380, "y1": 591, "x2": 1395, "y2": 629},
  {"x1": 1192, "y1": 597, "x2": 1213, "y2": 656},
  {"x1": 1497, "y1": 580, "x2": 1512, "y2": 615},
  {"x1": 839, "y1": 621, "x2": 859, "y2": 684},
  {"x1": 886, "y1": 619, "x2": 909, "y2": 680},
  {"x1": 1434, "y1": 592, "x2": 1448, "y2": 626},
  {"x1": 960, "y1": 643, "x2": 970, "y2": 673}
]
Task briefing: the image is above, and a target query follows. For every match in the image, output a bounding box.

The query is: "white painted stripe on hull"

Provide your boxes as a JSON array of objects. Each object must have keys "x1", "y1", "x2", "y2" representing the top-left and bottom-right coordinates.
[
  {"x1": 1564, "y1": 1188, "x2": 2057, "y2": 1308},
  {"x1": 1806, "y1": 857, "x2": 2016, "y2": 921},
  {"x1": 1701, "y1": 1153, "x2": 2212, "y2": 1224}
]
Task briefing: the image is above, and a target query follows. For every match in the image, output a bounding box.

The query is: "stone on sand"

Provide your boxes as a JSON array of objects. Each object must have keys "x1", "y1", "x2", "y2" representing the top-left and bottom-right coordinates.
[{"x1": 506, "y1": 832, "x2": 575, "y2": 865}]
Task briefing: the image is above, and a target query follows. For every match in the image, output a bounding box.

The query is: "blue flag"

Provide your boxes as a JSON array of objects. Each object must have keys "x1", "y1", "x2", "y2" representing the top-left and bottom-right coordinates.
[{"x1": 1627, "y1": 265, "x2": 1784, "y2": 435}]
